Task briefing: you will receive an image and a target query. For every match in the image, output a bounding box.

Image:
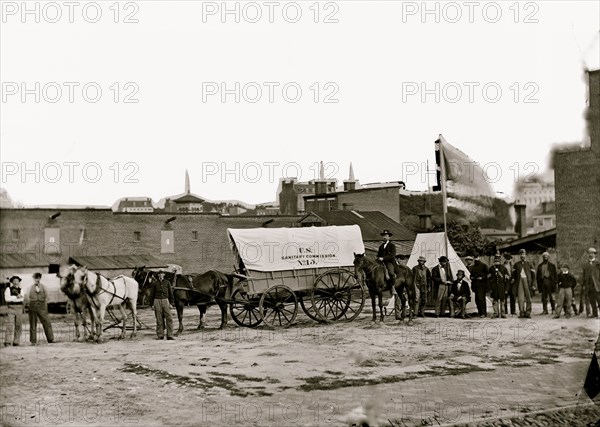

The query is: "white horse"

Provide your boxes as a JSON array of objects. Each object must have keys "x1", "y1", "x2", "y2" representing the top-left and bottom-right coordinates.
[
  {"x1": 72, "y1": 266, "x2": 139, "y2": 343},
  {"x1": 59, "y1": 265, "x2": 96, "y2": 342}
]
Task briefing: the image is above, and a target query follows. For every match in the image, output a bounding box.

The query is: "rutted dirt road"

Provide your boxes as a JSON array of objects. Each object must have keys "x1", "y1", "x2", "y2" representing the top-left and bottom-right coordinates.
[{"x1": 1, "y1": 302, "x2": 599, "y2": 426}]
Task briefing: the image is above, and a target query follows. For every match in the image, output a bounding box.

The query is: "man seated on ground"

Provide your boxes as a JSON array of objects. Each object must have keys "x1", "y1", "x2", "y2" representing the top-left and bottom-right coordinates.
[{"x1": 450, "y1": 270, "x2": 471, "y2": 319}]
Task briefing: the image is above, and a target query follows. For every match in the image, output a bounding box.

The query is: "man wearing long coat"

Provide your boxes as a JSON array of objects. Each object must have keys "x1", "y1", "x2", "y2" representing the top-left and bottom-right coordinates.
[
  {"x1": 511, "y1": 249, "x2": 536, "y2": 318},
  {"x1": 488, "y1": 255, "x2": 510, "y2": 318},
  {"x1": 536, "y1": 252, "x2": 557, "y2": 315}
]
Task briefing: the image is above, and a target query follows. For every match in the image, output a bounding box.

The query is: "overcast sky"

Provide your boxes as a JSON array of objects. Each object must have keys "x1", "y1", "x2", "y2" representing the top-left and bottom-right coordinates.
[{"x1": 1, "y1": 0, "x2": 599, "y2": 207}]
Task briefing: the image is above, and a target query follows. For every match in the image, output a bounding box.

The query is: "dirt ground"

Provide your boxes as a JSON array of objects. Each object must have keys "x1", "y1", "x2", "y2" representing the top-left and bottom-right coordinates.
[{"x1": 1, "y1": 300, "x2": 599, "y2": 427}]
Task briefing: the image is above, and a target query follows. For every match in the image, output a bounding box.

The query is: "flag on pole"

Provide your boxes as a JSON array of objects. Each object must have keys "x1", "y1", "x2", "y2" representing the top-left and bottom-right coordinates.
[
  {"x1": 584, "y1": 352, "x2": 600, "y2": 400},
  {"x1": 434, "y1": 135, "x2": 496, "y2": 218}
]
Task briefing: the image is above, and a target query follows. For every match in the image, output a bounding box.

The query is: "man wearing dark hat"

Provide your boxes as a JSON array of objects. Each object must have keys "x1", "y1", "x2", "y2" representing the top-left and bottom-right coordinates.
[
  {"x1": 555, "y1": 263, "x2": 577, "y2": 319},
  {"x1": 466, "y1": 253, "x2": 489, "y2": 318},
  {"x1": 511, "y1": 249, "x2": 536, "y2": 318},
  {"x1": 412, "y1": 256, "x2": 432, "y2": 317},
  {"x1": 25, "y1": 272, "x2": 54, "y2": 344},
  {"x1": 502, "y1": 253, "x2": 516, "y2": 316},
  {"x1": 432, "y1": 256, "x2": 453, "y2": 317},
  {"x1": 148, "y1": 269, "x2": 175, "y2": 340},
  {"x1": 450, "y1": 270, "x2": 471, "y2": 319},
  {"x1": 488, "y1": 255, "x2": 510, "y2": 319},
  {"x1": 377, "y1": 230, "x2": 396, "y2": 286},
  {"x1": 536, "y1": 252, "x2": 557, "y2": 315},
  {"x1": 4, "y1": 276, "x2": 24, "y2": 346}
]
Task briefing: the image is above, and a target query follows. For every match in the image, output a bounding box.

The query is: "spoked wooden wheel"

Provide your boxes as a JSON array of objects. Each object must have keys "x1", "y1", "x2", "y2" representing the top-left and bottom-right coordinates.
[
  {"x1": 311, "y1": 268, "x2": 366, "y2": 322},
  {"x1": 230, "y1": 288, "x2": 262, "y2": 328},
  {"x1": 259, "y1": 285, "x2": 298, "y2": 328},
  {"x1": 299, "y1": 295, "x2": 326, "y2": 322}
]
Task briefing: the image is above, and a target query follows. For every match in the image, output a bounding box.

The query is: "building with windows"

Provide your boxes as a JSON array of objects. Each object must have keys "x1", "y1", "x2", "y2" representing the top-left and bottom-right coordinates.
[{"x1": 113, "y1": 197, "x2": 155, "y2": 213}]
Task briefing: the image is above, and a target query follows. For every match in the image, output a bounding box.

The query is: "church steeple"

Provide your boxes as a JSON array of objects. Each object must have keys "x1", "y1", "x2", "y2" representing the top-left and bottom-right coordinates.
[
  {"x1": 185, "y1": 170, "x2": 190, "y2": 194},
  {"x1": 344, "y1": 162, "x2": 357, "y2": 191}
]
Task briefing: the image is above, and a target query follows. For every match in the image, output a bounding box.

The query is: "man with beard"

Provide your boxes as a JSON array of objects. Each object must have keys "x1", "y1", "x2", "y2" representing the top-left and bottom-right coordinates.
[{"x1": 536, "y1": 252, "x2": 557, "y2": 315}]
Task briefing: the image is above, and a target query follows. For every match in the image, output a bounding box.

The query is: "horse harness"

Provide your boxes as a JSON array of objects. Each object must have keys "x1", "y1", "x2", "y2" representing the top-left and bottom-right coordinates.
[
  {"x1": 172, "y1": 274, "x2": 234, "y2": 305},
  {"x1": 85, "y1": 273, "x2": 128, "y2": 309}
]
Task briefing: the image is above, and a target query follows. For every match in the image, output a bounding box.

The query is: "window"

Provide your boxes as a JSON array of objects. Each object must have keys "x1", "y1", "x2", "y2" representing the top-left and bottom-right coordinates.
[
  {"x1": 11, "y1": 229, "x2": 19, "y2": 241},
  {"x1": 134, "y1": 231, "x2": 141, "y2": 242},
  {"x1": 192, "y1": 231, "x2": 198, "y2": 241},
  {"x1": 537, "y1": 219, "x2": 544, "y2": 227},
  {"x1": 161, "y1": 230, "x2": 174, "y2": 254}
]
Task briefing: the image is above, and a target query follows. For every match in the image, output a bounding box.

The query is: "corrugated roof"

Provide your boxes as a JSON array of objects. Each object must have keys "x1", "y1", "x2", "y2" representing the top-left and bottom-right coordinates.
[
  {"x1": 0, "y1": 253, "x2": 50, "y2": 268},
  {"x1": 300, "y1": 210, "x2": 416, "y2": 241},
  {"x1": 68, "y1": 254, "x2": 168, "y2": 270}
]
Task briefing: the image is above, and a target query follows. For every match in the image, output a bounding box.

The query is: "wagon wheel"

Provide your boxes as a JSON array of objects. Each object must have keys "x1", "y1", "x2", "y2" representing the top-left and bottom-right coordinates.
[
  {"x1": 311, "y1": 268, "x2": 366, "y2": 322},
  {"x1": 299, "y1": 295, "x2": 326, "y2": 322},
  {"x1": 230, "y1": 288, "x2": 262, "y2": 328},
  {"x1": 259, "y1": 285, "x2": 298, "y2": 328}
]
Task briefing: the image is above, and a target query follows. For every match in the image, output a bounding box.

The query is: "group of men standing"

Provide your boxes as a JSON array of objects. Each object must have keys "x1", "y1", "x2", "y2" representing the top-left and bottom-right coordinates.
[
  {"x1": 3, "y1": 273, "x2": 55, "y2": 346},
  {"x1": 377, "y1": 231, "x2": 599, "y2": 320}
]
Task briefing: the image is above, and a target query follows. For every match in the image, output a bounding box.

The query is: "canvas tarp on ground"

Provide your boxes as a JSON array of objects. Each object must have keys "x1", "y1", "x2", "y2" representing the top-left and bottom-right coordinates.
[
  {"x1": 228, "y1": 225, "x2": 365, "y2": 272},
  {"x1": 386, "y1": 232, "x2": 492, "y2": 313}
]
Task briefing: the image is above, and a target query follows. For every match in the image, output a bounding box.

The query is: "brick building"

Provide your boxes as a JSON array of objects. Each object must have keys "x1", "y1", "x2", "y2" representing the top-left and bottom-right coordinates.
[
  {"x1": 277, "y1": 178, "x2": 338, "y2": 215},
  {"x1": 303, "y1": 181, "x2": 401, "y2": 223},
  {"x1": 1, "y1": 207, "x2": 416, "y2": 277},
  {"x1": 555, "y1": 69, "x2": 600, "y2": 263},
  {"x1": 0, "y1": 208, "x2": 302, "y2": 276}
]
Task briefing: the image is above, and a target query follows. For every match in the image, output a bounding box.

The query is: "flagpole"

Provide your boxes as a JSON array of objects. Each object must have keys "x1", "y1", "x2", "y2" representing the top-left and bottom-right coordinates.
[{"x1": 438, "y1": 134, "x2": 450, "y2": 259}]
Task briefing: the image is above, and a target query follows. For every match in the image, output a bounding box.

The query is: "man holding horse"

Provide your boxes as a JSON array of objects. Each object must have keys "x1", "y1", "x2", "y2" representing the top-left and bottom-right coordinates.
[
  {"x1": 377, "y1": 230, "x2": 396, "y2": 287},
  {"x1": 149, "y1": 270, "x2": 175, "y2": 340}
]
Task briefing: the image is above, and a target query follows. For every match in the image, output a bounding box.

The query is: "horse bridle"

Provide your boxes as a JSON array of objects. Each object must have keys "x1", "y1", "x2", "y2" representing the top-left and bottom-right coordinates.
[{"x1": 80, "y1": 270, "x2": 122, "y2": 308}]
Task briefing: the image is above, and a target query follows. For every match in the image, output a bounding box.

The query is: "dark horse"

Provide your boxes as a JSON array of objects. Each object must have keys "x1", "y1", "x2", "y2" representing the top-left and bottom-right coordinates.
[
  {"x1": 132, "y1": 267, "x2": 232, "y2": 334},
  {"x1": 353, "y1": 253, "x2": 416, "y2": 323}
]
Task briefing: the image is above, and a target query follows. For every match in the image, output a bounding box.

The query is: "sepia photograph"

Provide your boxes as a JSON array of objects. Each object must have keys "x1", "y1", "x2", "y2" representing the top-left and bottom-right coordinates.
[{"x1": 1, "y1": 1, "x2": 600, "y2": 425}]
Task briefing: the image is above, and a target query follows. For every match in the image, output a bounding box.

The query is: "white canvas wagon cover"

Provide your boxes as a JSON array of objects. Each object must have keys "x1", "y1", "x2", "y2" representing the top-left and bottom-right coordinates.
[{"x1": 227, "y1": 225, "x2": 365, "y2": 272}]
